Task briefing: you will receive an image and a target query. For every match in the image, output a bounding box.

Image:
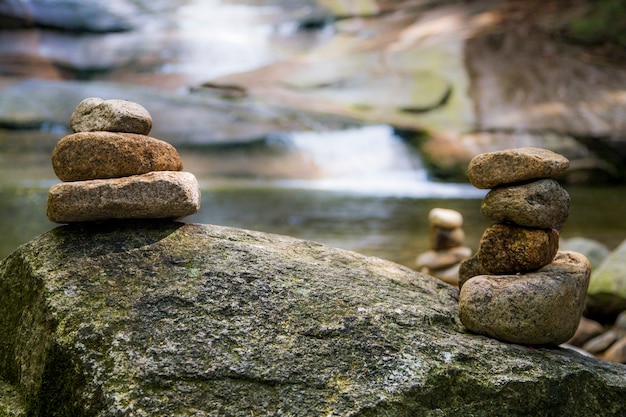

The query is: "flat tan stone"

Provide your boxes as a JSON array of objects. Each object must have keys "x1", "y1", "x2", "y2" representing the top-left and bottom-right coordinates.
[
  {"x1": 47, "y1": 171, "x2": 200, "y2": 223},
  {"x1": 459, "y1": 251, "x2": 591, "y2": 345},
  {"x1": 70, "y1": 97, "x2": 152, "y2": 134},
  {"x1": 52, "y1": 132, "x2": 183, "y2": 181},
  {"x1": 477, "y1": 223, "x2": 559, "y2": 274},
  {"x1": 468, "y1": 147, "x2": 569, "y2": 189}
]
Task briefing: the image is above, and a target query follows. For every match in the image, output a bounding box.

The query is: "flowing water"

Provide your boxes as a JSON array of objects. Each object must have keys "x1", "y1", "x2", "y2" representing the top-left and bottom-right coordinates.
[{"x1": 1, "y1": 0, "x2": 625, "y2": 268}]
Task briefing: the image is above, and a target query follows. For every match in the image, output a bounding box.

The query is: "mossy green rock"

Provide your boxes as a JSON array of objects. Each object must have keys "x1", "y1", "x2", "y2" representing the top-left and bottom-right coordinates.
[
  {"x1": 587, "y1": 239, "x2": 626, "y2": 320},
  {"x1": 1, "y1": 222, "x2": 626, "y2": 416}
]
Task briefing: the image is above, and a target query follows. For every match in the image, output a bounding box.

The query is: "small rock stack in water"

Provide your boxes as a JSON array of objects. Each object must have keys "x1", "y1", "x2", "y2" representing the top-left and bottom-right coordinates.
[
  {"x1": 458, "y1": 147, "x2": 591, "y2": 345},
  {"x1": 47, "y1": 98, "x2": 200, "y2": 223},
  {"x1": 416, "y1": 208, "x2": 472, "y2": 286}
]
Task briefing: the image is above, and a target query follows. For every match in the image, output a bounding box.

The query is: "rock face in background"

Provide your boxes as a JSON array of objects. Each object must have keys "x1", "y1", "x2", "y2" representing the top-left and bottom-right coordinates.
[
  {"x1": 0, "y1": 0, "x2": 625, "y2": 184},
  {"x1": 1, "y1": 222, "x2": 626, "y2": 416}
]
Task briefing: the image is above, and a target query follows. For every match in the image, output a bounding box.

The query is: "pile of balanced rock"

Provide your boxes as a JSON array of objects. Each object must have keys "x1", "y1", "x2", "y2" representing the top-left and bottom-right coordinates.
[
  {"x1": 415, "y1": 208, "x2": 472, "y2": 286},
  {"x1": 46, "y1": 98, "x2": 200, "y2": 223},
  {"x1": 458, "y1": 147, "x2": 591, "y2": 346}
]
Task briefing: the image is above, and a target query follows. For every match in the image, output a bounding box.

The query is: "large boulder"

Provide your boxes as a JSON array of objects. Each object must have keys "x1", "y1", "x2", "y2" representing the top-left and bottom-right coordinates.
[{"x1": 1, "y1": 222, "x2": 626, "y2": 416}]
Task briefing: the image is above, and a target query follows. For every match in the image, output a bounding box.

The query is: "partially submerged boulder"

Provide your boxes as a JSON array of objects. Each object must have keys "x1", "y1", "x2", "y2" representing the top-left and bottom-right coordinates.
[{"x1": 1, "y1": 222, "x2": 625, "y2": 416}]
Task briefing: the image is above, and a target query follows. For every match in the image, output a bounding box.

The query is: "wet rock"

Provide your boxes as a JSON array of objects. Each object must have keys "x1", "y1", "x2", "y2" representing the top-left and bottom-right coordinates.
[
  {"x1": 46, "y1": 171, "x2": 200, "y2": 223},
  {"x1": 1, "y1": 223, "x2": 626, "y2": 416},
  {"x1": 481, "y1": 179, "x2": 570, "y2": 230},
  {"x1": 468, "y1": 147, "x2": 570, "y2": 189},
  {"x1": 70, "y1": 97, "x2": 152, "y2": 134},
  {"x1": 52, "y1": 132, "x2": 183, "y2": 181},
  {"x1": 477, "y1": 223, "x2": 559, "y2": 274},
  {"x1": 459, "y1": 251, "x2": 591, "y2": 345},
  {"x1": 586, "y1": 239, "x2": 626, "y2": 321}
]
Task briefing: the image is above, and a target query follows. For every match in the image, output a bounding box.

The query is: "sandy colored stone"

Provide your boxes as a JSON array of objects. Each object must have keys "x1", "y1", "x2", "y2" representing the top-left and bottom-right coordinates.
[
  {"x1": 70, "y1": 97, "x2": 152, "y2": 134},
  {"x1": 481, "y1": 179, "x2": 570, "y2": 229},
  {"x1": 52, "y1": 131, "x2": 183, "y2": 181},
  {"x1": 602, "y1": 336, "x2": 626, "y2": 364},
  {"x1": 477, "y1": 223, "x2": 559, "y2": 274},
  {"x1": 459, "y1": 251, "x2": 591, "y2": 345},
  {"x1": 430, "y1": 226, "x2": 465, "y2": 250},
  {"x1": 468, "y1": 147, "x2": 570, "y2": 189},
  {"x1": 416, "y1": 246, "x2": 472, "y2": 271},
  {"x1": 47, "y1": 171, "x2": 200, "y2": 223},
  {"x1": 428, "y1": 208, "x2": 463, "y2": 229}
]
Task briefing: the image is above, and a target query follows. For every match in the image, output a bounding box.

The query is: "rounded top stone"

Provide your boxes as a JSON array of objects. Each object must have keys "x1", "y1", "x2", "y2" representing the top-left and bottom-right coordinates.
[
  {"x1": 429, "y1": 208, "x2": 463, "y2": 229},
  {"x1": 468, "y1": 147, "x2": 569, "y2": 189},
  {"x1": 70, "y1": 97, "x2": 153, "y2": 135}
]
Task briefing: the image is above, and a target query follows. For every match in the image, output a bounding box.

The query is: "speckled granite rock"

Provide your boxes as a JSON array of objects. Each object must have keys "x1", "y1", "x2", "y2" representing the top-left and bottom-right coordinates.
[{"x1": 70, "y1": 97, "x2": 152, "y2": 134}]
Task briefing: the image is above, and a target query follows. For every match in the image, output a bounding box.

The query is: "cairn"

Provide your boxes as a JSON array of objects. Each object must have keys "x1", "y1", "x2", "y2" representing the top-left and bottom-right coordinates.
[
  {"x1": 415, "y1": 208, "x2": 472, "y2": 286},
  {"x1": 46, "y1": 98, "x2": 200, "y2": 223},
  {"x1": 458, "y1": 147, "x2": 591, "y2": 345}
]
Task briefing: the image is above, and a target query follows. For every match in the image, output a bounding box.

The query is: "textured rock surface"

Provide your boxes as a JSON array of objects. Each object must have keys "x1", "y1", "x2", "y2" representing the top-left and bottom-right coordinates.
[
  {"x1": 70, "y1": 97, "x2": 152, "y2": 134},
  {"x1": 481, "y1": 179, "x2": 570, "y2": 229},
  {"x1": 468, "y1": 147, "x2": 570, "y2": 189},
  {"x1": 1, "y1": 223, "x2": 625, "y2": 416},
  {"x1": 459, "y1": 251, "x2": 591, "y2": 345},
  {"x1": 458, "y1": 254, "x2": 488, "y2": 290},
  {"x1": 47, "y1": 171, "x2": 200, "y2": 223},
  {"x1": 52, "y1": 131, "x2": 183, "y2": 181},
  {"x1": 477, "y1": 223, "x2": 560, "y2": 274},
  {"x1": 586, "y1": 239, "x2": 626, "y2": 320}
]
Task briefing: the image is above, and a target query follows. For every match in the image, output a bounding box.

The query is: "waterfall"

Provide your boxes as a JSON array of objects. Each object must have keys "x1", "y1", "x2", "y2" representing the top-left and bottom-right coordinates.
[{"x1": 275, "y1": 125, "x2": 484, "y2": 198}]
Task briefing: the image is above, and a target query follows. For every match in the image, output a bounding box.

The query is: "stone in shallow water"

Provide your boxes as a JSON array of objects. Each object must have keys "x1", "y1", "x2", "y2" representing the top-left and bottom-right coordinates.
[
  {"x1": 481, "y1": 179, "x2": 570, "y2": 229},
  {"x1": 468, "y1": 147, "x2": 569, "y2": 189},
  {"x1": 70, "y1": 97, "x2": 152, "y2": 135},
  {"x1": 477, "y1": 223, "x2": 559, "y2": 274},
  {"x1": 52, "y1": 132, "x2": 183, "y2": 181},
  {"x1": 459, "y1": 251, "x2": 591, "y2": 345},
  {"x1": 46, "y1": 171, "x2": 200, "y2": 223}
]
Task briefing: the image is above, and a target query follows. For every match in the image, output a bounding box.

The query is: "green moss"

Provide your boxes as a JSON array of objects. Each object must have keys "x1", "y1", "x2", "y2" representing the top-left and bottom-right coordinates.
[{"x1": 566, "y1": 0, "x2": 626, "y2": 46}]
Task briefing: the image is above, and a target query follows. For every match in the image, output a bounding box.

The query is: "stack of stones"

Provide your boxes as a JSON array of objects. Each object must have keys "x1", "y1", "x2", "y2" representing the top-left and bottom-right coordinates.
[
  {"x1": 458, "y1": 147, "x2": 591, "y2": 346},
  {"x1": 46, "y1": 98, "x2": 200, "y2": 223},
  {"x1": 415, "y1": 208, "x2": 472, "y2": 286}
]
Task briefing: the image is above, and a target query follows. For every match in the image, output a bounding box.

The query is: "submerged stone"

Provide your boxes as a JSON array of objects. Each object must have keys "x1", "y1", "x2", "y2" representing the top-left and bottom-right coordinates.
[
  {"x1": 52, "y1": 131, "x2": 183, "y2": 181},
  {"x1": 46, "y1": 171, "x2": 200, "y2": 223}
]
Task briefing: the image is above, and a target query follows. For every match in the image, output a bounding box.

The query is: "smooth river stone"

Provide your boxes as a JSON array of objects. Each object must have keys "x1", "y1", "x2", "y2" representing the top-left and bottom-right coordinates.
[
  {"x1": 52, "y1": 132, "x2": 183, "y2": 181},
  {"x1": 47, "y1": 171, "x2": 200, "y2": 223},
  {"x1": 428, "y1": 208, "x2": 463, "y2": 229},
  {"x1": 416, "y1": 246, "x2": 473, "y2": 271},
  {"x1": 481, "y1": 179, "x2": 570, "y2": 229},
  {"x1": 459, "y1": 251, "x2": 591, "y2": 345},
  {"x1": 468, "y1": 147, "x2": 569, "y2": 189},
  {"x1": 430, "y1": 226, "x2": 465, "y2": 250},
  {"x1": 477, "y1": 223, "x2": 559, "y2": 274},
  {"x1": 70, "y1": 97, "x2": 152, "y2": 135}
]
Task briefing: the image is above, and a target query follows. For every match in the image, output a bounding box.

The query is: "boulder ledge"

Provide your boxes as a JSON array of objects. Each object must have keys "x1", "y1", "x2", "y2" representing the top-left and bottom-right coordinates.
[{"x1": 1, "y1": 222, "x2": 625, "y2": 416}]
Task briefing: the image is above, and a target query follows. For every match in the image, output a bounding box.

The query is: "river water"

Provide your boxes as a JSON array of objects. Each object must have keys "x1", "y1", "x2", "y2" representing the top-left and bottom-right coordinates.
[{"x1": 1, "y1": 0, "x2": 625, "y2": 267}]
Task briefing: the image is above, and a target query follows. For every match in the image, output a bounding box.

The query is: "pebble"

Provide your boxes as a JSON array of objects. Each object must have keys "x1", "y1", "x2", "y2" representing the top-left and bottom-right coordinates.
[
  {"x1": 47, "y1": 171, "x2": 201, "y2": 223},
  {"x1": 459, "y1": 251, "x2": 591, "y2": 345},
  {"x1": 477, "y1": 223, "x2": 559, "y2": 274},
  {"x1": 428, "y1": 208, "x2": 463, "y2": 229},
  {"x1": 416, "y1": 246, "x2": 473, "y2": 271},
  {"x1": 430, "y1": 226, "x2": 465, "y2": 250},
  {"x1": 566, "y1": 316, "x2": 604, "y2": 347},
  {"x1": 52, "y1": 132, "x2": 183, "y2": 181},
  {"x1": 70, "y1": 97, "x2": 153, "y2": 135},
  {"x1": 481, "y1": 179, "x2": 570, "y2": 230},
  {"x1": 467, "y1": 147, "x2": 569, "y2": 189},
  {"x1": 602, "y1": 335, "x2": 626, "y2": 363},
  {"x1": 458, "y1": 254, "x2": 488, "y2": 289}
]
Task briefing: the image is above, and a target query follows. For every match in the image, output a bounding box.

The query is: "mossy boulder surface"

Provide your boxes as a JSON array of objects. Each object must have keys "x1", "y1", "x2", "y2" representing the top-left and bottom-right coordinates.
[{"x1": 1, "y1": 222, "x2": 625, "y2": 416}]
